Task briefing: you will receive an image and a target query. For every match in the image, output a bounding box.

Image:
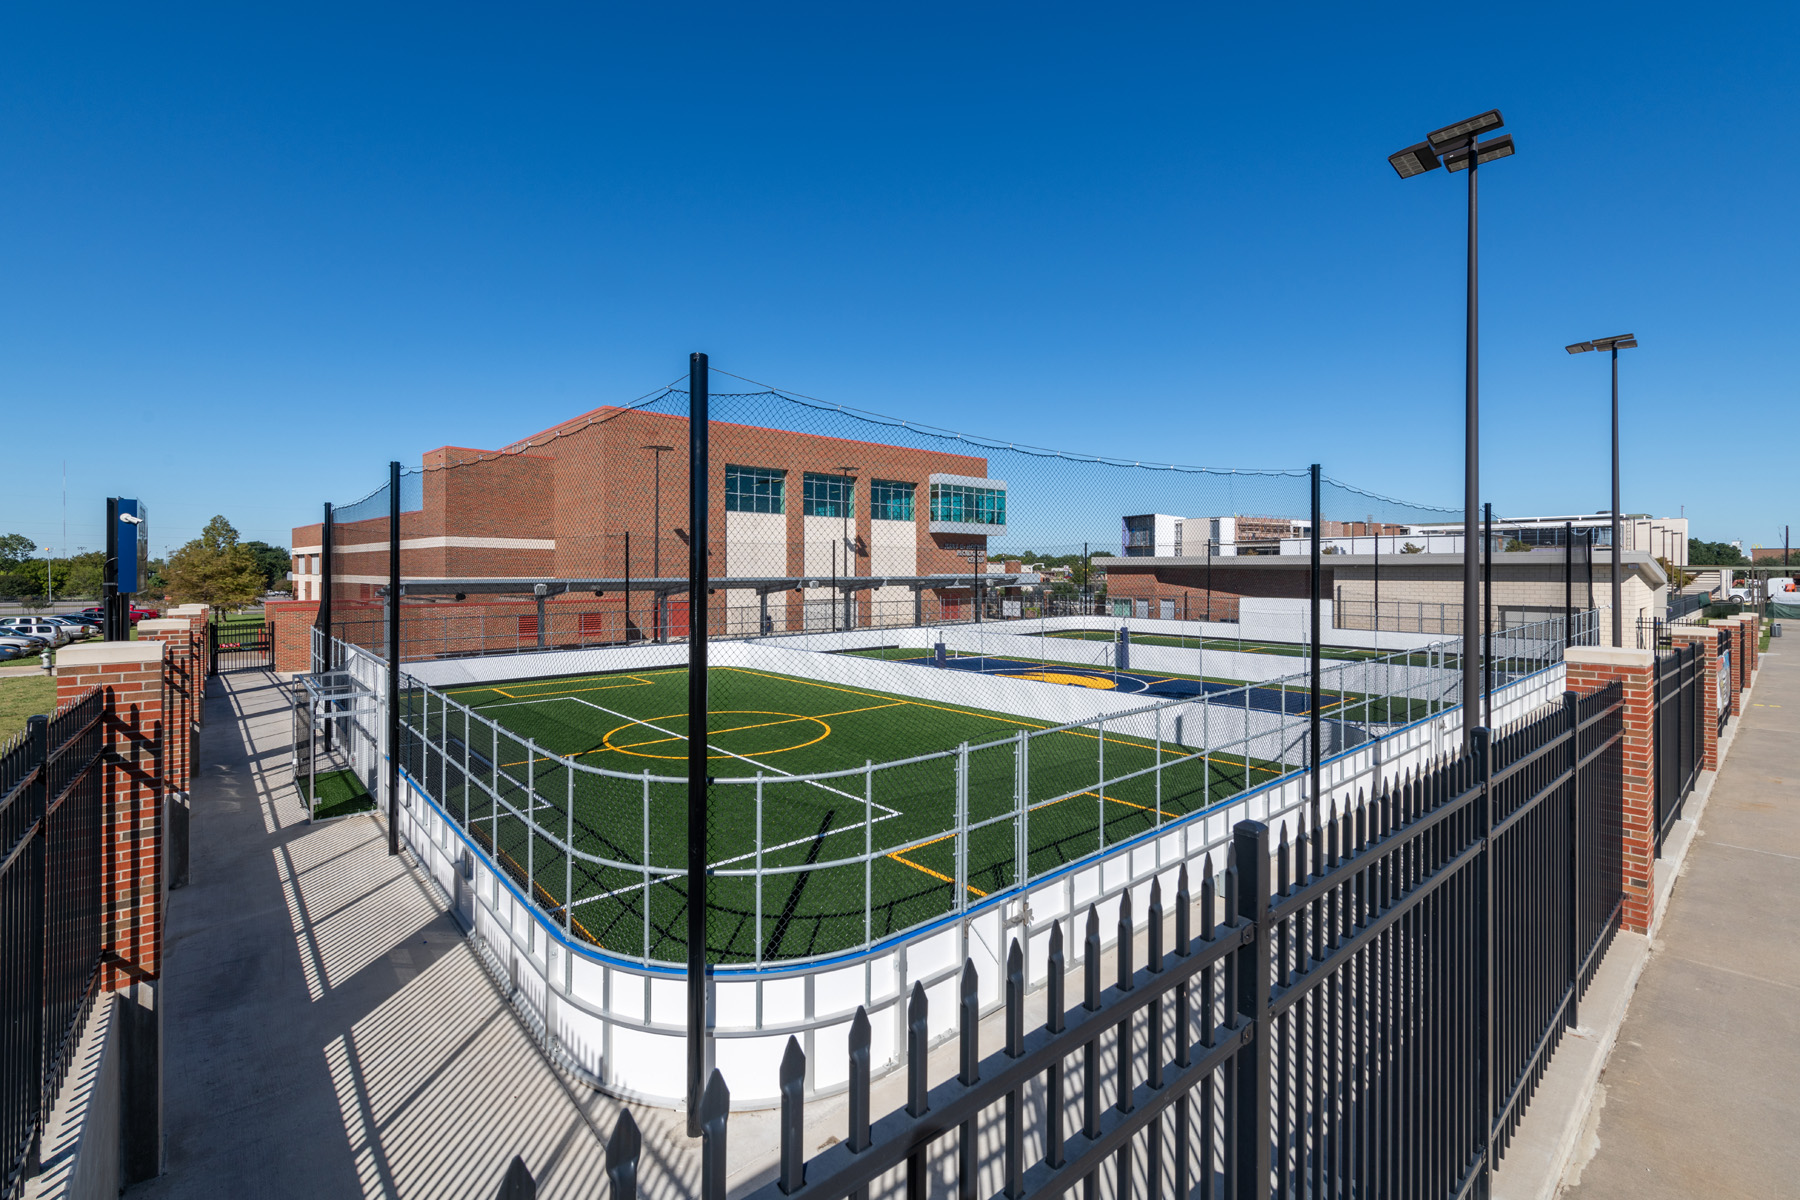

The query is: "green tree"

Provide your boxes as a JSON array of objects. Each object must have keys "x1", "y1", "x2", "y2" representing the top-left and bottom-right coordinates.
[
  {"x1": 240, "y1": 540, "x2": 293, "y2": 593},
  {"x1": 1687, "y1": 538, "x2": 1747, "y2": 566},
  {"x1": 0, "y1": 533, "x2": 35, "y2": 567},
  {"x1": 1503, "y1": 538, "x2": 1529, "y2": 553},
  {"x1": 1400, "y1": 542, "x2": 1425, "y2": 554},
  {"x1": 163, "y1": 516, "x2": 267, "y2": 609}
]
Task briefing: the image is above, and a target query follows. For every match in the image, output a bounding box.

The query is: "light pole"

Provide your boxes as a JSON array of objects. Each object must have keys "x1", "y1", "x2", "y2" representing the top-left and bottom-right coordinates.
[
  {"x1": 833, "y1": 466, "x2": 858, "y2": 630},
  {"x1": 1390, "y1": 109, "x2": 1516, "y2": 745},
  {"x1": 645, "y1": 445, "x2": 674, "y2": 640},
  {"x1": 1565, "y1": 334, "x2": 1639, "y2": 646}
]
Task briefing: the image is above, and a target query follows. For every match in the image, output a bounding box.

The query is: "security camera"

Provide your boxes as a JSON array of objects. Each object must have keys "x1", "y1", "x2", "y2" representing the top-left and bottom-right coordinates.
[{"x1": 119, "y1": 513, "x2": 143, "y2": 525}]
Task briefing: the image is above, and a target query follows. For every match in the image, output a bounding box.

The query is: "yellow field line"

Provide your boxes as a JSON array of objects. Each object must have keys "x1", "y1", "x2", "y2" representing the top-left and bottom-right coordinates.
[
  {"x1": 883, "y1": 831, "x2": 989, "y2": 897},
  {"x1": 476, "y1": 833, "x2": 605, "y2": 948},
  {"x1": 600, "y1": 701, "x2": 908, "y2": 754}
]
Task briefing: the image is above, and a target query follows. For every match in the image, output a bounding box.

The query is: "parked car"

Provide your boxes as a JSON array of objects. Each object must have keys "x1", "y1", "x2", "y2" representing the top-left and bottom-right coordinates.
[
  {"x1": 40, "y1": 617, "x2": 94, "y2": 640},
  {"x1": 78, "y1": 607, "x2": 104, "y2": 621},
  {"x1": 0, "y1": 632, "x2": 52, "y2": 654},
  {"x1": 0, "y1": 643, "x2": 23, "y2": 661},
  {"x1": 129, "y1": 606, "x2": 160, "y2": 621},
  {"x1": 0, "y1": 618, "x2": 69, "y2": 647}
]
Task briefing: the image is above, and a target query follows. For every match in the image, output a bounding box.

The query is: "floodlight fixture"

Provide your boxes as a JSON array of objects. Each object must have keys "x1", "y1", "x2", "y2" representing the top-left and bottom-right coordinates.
[
  {"x1": 1388, "y1": 141, "x2": 1442, "y2": 179},
  {"x1": 1445, "y1": 133, "x2": 1514, "y2": 172},
  {"x1": 1427, "y1": 109, "x2": 1504, "y2": 152},
  {"x1": 1565, "y1": 341, "x2": 1595, "y2": 354}
]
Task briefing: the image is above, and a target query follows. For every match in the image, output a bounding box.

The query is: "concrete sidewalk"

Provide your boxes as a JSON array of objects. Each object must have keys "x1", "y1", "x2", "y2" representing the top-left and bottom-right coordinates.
[
  {"x1": 127, "y1": 672, "x2": 708, "y2": 1199},
  {"x1": 1561, "y1": 645, "x2": 1800, "y2": 1197}
]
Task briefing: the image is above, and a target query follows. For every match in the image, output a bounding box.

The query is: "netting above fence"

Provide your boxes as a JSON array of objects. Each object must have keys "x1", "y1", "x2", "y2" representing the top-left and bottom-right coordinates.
[{"x1": 317, "y1": 373, "x2": 1473, "y2": 668}]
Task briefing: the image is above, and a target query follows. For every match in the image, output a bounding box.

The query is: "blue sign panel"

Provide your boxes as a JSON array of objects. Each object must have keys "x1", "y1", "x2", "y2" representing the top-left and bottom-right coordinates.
[{"x1": 117, "y1": 498, "x2": 147, "y2": 594}]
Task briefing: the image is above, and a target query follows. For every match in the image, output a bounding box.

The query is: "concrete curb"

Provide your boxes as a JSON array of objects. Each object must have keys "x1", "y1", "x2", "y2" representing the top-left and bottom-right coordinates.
[{"x1": 1490, "y1": 663, "x2": 1759, "y2": 1199}]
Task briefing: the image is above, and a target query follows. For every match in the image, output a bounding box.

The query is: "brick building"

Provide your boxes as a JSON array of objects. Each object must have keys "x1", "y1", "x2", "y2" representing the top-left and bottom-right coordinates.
[{"x1": 289, "y1": 403, "x2": 1012, "y2": 645}]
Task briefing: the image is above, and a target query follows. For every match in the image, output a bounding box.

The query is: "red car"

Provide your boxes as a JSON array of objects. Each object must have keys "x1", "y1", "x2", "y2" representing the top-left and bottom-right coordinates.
[{"x1": 77, "y1": 605, "x2": 162, "y2": 623}]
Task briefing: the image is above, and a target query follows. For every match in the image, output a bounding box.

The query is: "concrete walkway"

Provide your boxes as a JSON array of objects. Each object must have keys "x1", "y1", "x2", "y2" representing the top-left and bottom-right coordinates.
[
  {"x1": 128, "y1": 672, "x2": 709, "y2": 1199},
  {"x1": 1562, "y1": 645, "x2": 1800, "y2": 1197}
]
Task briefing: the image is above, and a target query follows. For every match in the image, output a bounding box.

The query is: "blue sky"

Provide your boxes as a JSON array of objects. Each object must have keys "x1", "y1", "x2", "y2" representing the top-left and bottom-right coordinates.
[{"x1": 2, "y1": 2, "x2": 1793, "y2": 557}]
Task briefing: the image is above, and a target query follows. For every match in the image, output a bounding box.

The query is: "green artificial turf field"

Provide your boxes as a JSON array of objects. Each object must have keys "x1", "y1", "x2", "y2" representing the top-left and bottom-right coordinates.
[{"x1": 401, "y1": 663, "x2": 1291, "y2": 965}]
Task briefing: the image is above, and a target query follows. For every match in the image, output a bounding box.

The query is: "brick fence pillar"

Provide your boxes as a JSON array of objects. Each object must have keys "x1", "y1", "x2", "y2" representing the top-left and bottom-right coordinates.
[
  {"x1": 54, "y1": 638, "x2": 168, "y2": 1183},
  {"x1": 1739, "y1": 610, "x2": 1760, "y2": 675},
  {"x1": 167, "y1": 603, "x2": 211, "y2": 688},
  {"x1": 1565, "y1": 646, "x2": 1656, "y2": 933},
  {"x1": 1725, "y1": 616, "x2": 1748, "y2": 715},
  {"x1": 1671, "y1": 625, "x2": 1720, "y2": 772},
  {"x1": 137, "y1": 618, "x2": 198, "y2": 889}
]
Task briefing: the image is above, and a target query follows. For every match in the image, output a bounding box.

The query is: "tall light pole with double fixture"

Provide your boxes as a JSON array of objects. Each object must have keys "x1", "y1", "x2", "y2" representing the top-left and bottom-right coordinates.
[
  {"x1": 1565, "y1": 334, "x2": 1639, "y2": 646},
  {"x1": 1389, "y1": 109, "x2": 1516, "y2": 745}
]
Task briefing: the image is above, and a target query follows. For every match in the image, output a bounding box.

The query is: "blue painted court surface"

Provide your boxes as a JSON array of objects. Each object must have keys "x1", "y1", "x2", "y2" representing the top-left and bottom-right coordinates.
[{"x1": 913, "y1": 653, "x2": 1334, "y2": 714}]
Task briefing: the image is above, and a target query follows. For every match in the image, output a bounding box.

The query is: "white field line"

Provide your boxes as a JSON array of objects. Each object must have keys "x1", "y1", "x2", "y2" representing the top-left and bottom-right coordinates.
[{"x1": 540, "y1": 693, "x2": 910, "y2": 910}]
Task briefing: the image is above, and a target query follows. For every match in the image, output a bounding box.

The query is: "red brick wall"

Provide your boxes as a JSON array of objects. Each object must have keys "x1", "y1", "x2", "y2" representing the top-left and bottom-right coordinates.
[
  {"x1": 264, "y1": 599, "x2": 322, "y2": 673},
  {"x1": 57, "y1": 645, "x2": 167, "y2": 990},
  {"x1": 1671, "y1": 627, "x2": 1721, "y2": 772},
  {"x1": 137, "y1": 621, "x2": 200, "y2": 788},
  {"x1": 300, "y1": 405, "x2": 1002, "y2": 622},
  {"x1": 1565, "y1": 649, "x2": 1656, "y2": 933}
]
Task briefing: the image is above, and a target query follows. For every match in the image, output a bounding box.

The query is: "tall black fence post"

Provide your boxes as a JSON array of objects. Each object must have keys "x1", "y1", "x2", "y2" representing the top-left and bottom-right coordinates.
[
  {"x1": 1564, "y1": 690, "x2": 1581, "y2": 1028},
  {"x1": 1232, "y1": 820, "x2": 1270, "y2": 1200},
  {"x1": 1309, "y1": 465, "x2": 1322, "y2": 808},
  {"x1": 1475, "y1": 725, "x2": 1494, "y2": 1178},
  {"x1": 1483, "y1": 503, "x2": 1493, "y2": 726},
  {"x1": 320, "y1": 502, "x2": 334, "y2": 673},
  {"x1": 687, "y1": 351, "x2": 712, "y2": 1136},
  {"x1": 1564, "y1": 520, "x2": 1574, "y2": 650},
  {"x1": 387, "y1": 460, "x2": 400, "y2": 857}
]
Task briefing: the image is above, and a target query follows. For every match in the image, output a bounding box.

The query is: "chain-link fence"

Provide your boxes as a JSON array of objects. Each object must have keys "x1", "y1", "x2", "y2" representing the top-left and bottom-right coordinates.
[{"x1": 306, "y1": 365, "x2": 1621, "y2": 967}]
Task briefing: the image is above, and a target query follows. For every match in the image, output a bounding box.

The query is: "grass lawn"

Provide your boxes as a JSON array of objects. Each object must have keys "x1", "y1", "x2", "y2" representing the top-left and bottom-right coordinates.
[
  {"x1": 402, "y1": 664, "x2": 1293, "y2": 965},
  {"x1": 0, "y1": 675, "x2": 57, "y2": 742}
]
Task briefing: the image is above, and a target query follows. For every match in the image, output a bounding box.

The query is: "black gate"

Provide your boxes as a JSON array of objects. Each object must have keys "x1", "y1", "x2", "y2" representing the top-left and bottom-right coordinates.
[{"x1": 210, "y1": 615, "x2": 274, "y2": 673}]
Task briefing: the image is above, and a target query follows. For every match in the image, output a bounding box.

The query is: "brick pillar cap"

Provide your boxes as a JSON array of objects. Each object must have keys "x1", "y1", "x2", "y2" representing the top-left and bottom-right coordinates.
[
  {"x1": 1565, "y1": 645, "x2": 1654, "y2": 669},
  {"x1": 168, "y1": 604, "x2": 207, "y2": 615},
  {"x1": 1670, "y1": 626, "x2": 1715, "y2": 642},
  {"x1": 137, "y1": 618, "x2": 191, "y2": 633},
  {"x1": 59, "y1": 640, "x2": 166, "y2": 667}
]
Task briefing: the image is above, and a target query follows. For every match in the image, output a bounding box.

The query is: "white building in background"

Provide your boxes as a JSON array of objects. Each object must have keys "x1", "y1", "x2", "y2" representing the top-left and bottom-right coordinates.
[
  {"x1": 1120, "y1": 513, "x2": 1187, "y2": 557},
  {"x1": 1393, "y1": 513, "x2": 1689, "y2": 566}
]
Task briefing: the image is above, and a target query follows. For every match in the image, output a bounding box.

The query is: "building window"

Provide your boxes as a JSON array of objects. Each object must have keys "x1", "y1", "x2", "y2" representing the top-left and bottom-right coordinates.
[
  {"x1": 930, "y1": 482, "x2": 1006, "y2": 526},
  {"x1": 725, "y1": 465, "x2": 785, "y2": 514},
  {"x1": 802, "y1": 472, "x2": 855, "y2": 519},
  {"x1": 870, "y1": 479, "x2": 915, "y2": 521}
]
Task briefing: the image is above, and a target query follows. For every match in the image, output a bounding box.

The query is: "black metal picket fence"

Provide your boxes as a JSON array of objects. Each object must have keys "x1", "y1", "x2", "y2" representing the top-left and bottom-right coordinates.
[
  {"x1": 498, "y1": 684, "x2": 1625, "y2": 1200},
  {"x1": 0, "y1": 689, "x2": 107, "y2": 1200},
  {"x1": 1653, "y1": 642, "x2": 1701, "y2": 856}
]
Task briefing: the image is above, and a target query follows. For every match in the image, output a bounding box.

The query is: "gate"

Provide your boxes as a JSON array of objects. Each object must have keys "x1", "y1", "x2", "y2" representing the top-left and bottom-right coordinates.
[{"x1": 210, "y1": 615, "x2": 274, "y2": 673}]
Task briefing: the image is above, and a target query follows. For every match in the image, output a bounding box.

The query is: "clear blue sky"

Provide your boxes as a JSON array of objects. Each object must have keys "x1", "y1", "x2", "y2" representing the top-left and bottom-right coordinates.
[{"x1": 2, "y1": 2, "x2": 1793, "y2": 558}]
